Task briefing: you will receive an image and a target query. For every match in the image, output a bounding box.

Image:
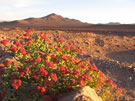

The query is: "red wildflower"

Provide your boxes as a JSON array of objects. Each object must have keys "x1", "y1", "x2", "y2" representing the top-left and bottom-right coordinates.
[
  {"x1": 40, "y1": 32, "x2": 44, "y2": 35},
  {"x1": 116, "y1": 88, "x2": 122, "y2": 96},
  {"x1": 69, "y1": 57, "x2": 74, "y2": 63},
  {"x1": 10, "y1": 46, "x2": 17, "y2": 52},
  {"x1": 50, "y1": 73, "x2": 57, "y2": 82},
  {"x1": 20, "y1": 72, "x2": 25, "y2": 77},
  {"x1": 14, "y1": 40, "x2": 22, "y2": 47},
  {"x1": 42, "y1": 34, "x2": 49, "y2": 41},
  {"x1": 1, "y1": 40, "x2": 9, "y2": 45},
  {"x1": 91, "y1": 64, "x2": 98, "y2": 72},
  {"x1": 24, "y1": 67, "x2": 30, "y2": 74},
  {"x1": 34, "y1": 57, "x2": 41, "y2": 63},
  {"x1": 39, "y1": 67, "x2": 44, "y2": 72},
  {"x1": 57, "y1": 67, "x2": 60, "y2": 71},
  {"x1": 31, "y1": 71, "x2": 39, "y2": 81},
  {"x1": 60, "y1": 54, "x2": 67, "y2": 61},
  {"x1": 17, "y1": 67, "x2": 25, "y2": 77},
  {"x1": 58, "y1": 65, "x2": 67, "y2": 75},
  {"x1": 16, "y1": 36, "x2": 22, "y2": 39},
  {"x1": 23, "y1": 33, "x2": 31, "y2": 37},
  {"x1": 51, "y1": 55, "x2": 59, "y2": 64},
  {"x1": 98, "y1": 77, "x2": 104, "y2": 84},
  {"x1": 64, "y1": 45, "x2": 70, "y2": 52},
  {"x1": 35, "y1": 86, "x2": 41, "y2": 92},
  {"x1": 11, "y1": 79, "x2": 22, "y2": 90},
  {"x1": 68, "y1": 68, "x2": 72, "y2": 73},
  {"x1": 87, "y1": 76, "x2": 93, "y2": 82},
  {"x1": 56, "y1": 47, "x2": 61, "y2": 52},
  {"x1": 73, "y1": 69, "x2": 80, "y2": 76},
  {"x1": 106, "y1": 91, "x2": 111, "y2": 96},
  {"x1": 58, "y1": 38, "x2": 64, "y2": 43},
  {"x1": 3, "y1": 60, "x2": 12, "y2": 66},
  {"x1": 35, "y1": 86, "x2": 46, "y2": 94},
  {"x1": 18, "y1": 80, "x2": 22, "y2": 86},
  {"x1": 25, "y1": 38, "x2": 35, "y2": 45},
  {"x1": 106, "y1": 80, "x2": 117, "y2": 88},
  {"x1": 71, "y1": 79, "x2": 75, "y2": 84},
  {"x1": 19, "y1": 48, "x2": 26, "y2": 55},
  {"x1": 80, "y1": 74, "x2": 88, "y2": 80},
  {"x1": 99, "y1": 70, "x2": 105, "y2": 78},
  {"x1": 68, "y1": 42, "x2": 73, "y2": 46},
  {"x1": 78, "y1": 48, "x2": 83, "y2": 54},
  {"x1": 78, "y1": 79, "x2": 86, "y2": 86},
  {"x1": 40, "y1": 69, "x2": 48, "y2": 77},
  {"x1": 40, "y1": 87, "x2": 46, "y2": 94},
  {"x1": 26, "y1": 29, "x2": 31, "y2": 33},
  {"x1": 45, "y1": 61, "x2": 54, "y2": 68}
]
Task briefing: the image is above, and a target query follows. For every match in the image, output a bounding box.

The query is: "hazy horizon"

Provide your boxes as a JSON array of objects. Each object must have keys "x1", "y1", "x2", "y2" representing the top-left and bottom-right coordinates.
[{"x1": 0, "y1": 0, "x2": 135, "y2": 24}]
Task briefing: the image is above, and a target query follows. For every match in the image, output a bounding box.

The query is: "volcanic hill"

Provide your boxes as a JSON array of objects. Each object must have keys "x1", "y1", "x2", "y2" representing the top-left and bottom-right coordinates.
[{"x1": 0, "y1": 13, "x2": 91, "y2": 28}]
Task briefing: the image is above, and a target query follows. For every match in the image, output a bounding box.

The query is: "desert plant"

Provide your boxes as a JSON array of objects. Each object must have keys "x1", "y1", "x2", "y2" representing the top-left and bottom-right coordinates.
[{"x1": 0, "y1": 29, "x2": 122, "y2": 101}]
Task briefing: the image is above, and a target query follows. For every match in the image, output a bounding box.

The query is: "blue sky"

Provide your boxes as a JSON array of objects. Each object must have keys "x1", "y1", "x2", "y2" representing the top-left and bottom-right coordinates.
[{"x1": 0, "y1": 0, "x2": 135, "y2": 24}]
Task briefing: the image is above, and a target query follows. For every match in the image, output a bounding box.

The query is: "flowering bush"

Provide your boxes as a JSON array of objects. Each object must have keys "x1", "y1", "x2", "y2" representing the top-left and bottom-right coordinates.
[{"x1": 0, "y1": 30, "x2": 122, "y2": 101}]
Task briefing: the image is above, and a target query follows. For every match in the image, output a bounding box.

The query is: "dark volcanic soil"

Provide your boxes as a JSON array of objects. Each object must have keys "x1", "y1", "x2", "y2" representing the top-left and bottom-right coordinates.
[{"x1": 0, "y1": 29, "x2": 135, "y2": 101}]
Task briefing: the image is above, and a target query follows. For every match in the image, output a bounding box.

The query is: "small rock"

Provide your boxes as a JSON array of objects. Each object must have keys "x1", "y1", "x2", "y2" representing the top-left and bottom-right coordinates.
[
  {"x1": 95, "y1": 38, "x2": 104, "y2": 47},
  {"x1": 84, "y1": 41, "x2": 90, "y2": 45},
  {"x1": 129, "y1": 77, "x2": 132, "y2": 80},
  {"x1": 58, "y1": 86, "x2": 102, "y2": 101}
]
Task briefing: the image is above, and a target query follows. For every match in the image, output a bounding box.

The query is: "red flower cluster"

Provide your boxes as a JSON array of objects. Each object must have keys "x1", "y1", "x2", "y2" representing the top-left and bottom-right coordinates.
[
  {"x1": 0, "y1": 30, "x2": 122, "y2": 100},
  {"x1": 116, "y1": 88, "x2": 122, "y2": 96},
  {"x1": 19, "y1": 47, "x2": 26, "y2": 55},
  {"x1": 17, "y1": 66, "x2": 30, "y2": 77},
  {"x1": 11, "y1": 79, "x2": 22, "y2": 90},
  {"x1": 58, "y1": 37, "x2": 64, "y2": 43},
  {"x1": 35, "y1": 86, "x2": 47, "y2": 94},
  {"x1": 50, "y1": 73, "x2": 58, "y2": 82},
  {"x1": 45, "y1": 61, "x2": 54, "y2": 68},
  {"x1": 39, "y1": 67, "x2": 48, "y2": 77},
  {"x1": 57, "y1": 65, "x2": 67, "y2": 75},
  {"x1": 106, "y1": 80, "x2": 117, "y2": 88},
  {"x1": 3, "y1": 60, "x2": 12, "y2": 66},
  {"x1": 41, "y1": 34, "x2": 49, "y2": 41},
  {"x1": 10, "y1": 46, "x2": 17, "y2": 52},
  {"x1": 14, "y1": 40, "x2": 22, "y2": 47},
  {"x1": 1, "y1": 40, "x2": 9, "y2": 45}
]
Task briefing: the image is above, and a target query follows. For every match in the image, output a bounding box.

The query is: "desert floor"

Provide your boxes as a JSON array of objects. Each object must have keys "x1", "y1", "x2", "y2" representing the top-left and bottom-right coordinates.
[{"x1": 0, "y1": 29, "x2": 135, "y2": 101}]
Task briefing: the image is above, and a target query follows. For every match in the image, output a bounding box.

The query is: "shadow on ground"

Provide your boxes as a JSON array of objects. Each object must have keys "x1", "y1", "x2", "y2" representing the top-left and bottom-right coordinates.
[
  {"x1": 106, "y1": 49, "x2": 135, "y2": 63},
  {"x1": 78, "y1": 54, "x2": 135, "y2": 101}
]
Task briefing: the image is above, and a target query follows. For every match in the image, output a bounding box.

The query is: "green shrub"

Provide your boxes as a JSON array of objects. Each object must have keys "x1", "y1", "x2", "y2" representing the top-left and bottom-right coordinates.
[{"x1": 0, "y1": 30, "x2": 122, "y2": 101}]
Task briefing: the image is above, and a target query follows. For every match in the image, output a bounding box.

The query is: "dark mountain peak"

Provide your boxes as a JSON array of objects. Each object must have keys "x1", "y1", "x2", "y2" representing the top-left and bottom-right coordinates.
[
  {"x1": 107, "y1": 22, "x2": 121, "y2": 25},
  {"x1": 46, "y1": 13, "x2": 57, "y2": 16},
  {"x1": 43, "y1": 13, "x2": 63, "y2": 20}
]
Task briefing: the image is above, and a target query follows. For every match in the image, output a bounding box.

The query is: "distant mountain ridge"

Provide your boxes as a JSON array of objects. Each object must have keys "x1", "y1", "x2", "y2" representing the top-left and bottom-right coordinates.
[
  {"x1": 106, "y1": 22, "x2": 121, "y2": 25},
  {"x1": 0, "y1": 13, "x2": 92, "y2": 28}
]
